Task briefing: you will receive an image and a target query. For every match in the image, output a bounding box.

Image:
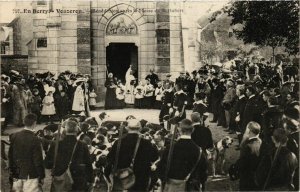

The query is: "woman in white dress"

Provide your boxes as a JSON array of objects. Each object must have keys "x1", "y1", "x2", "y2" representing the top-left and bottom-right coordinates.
[
  {"x1": 41, "y1": 91, "x2": 56, "y2": 124},
  {"x1": 72, "y1": 80, "x2": 85, "y2": 114},
  {"x1": 125, "y1": 65, "x2": 136, "y2": 104}
]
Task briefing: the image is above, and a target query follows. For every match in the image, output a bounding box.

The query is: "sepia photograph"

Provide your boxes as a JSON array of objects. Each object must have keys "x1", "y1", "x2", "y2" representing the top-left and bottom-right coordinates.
[{"x1": 0, "y1": 0, "x2": 299, "y2": 191}]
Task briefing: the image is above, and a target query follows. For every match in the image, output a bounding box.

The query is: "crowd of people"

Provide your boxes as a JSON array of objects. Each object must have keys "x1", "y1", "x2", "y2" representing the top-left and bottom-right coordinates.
[
  {"x1": 1, "y1": 70, "x2": 96, "y2": 132},
  {"x1": 3, "y1": 55, "x2": 300, "y2": 192}
]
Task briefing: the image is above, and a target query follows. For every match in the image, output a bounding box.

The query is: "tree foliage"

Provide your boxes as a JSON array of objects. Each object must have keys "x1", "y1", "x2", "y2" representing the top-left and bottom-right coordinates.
[{"x1": 226, "y1": 1, "x2": 299, "y2": 55}]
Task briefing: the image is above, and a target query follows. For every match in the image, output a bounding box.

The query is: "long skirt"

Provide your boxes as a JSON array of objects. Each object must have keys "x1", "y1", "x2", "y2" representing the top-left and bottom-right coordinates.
[
  {"x1": 134, "y1": 98, "x2": 143, "y2": 109},
  {"x1": 105, "y1": 88, "x2": 117, "y2": 109}
]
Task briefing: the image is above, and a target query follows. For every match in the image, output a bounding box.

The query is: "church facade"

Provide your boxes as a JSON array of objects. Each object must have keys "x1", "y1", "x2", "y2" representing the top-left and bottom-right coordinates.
[{"x1": 24, "y1": 1, "x2": 200, "y2": 106}]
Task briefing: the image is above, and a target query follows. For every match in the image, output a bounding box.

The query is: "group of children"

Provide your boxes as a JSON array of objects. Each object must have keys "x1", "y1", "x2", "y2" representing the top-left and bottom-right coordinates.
[
  {"x1": 30, "y1": 87, "x2": 98, "y2": 124},
  {"x1": 114, "y1": 79, "x2": 164, "y2": 109}
]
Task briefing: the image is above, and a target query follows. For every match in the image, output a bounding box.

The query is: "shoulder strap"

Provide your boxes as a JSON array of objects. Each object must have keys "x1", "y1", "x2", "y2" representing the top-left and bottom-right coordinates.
[
  {"x1": 113, "y1": 124, "x2": 124, "y2": 173},
  {"x1": 185, "y1": 147, "x2": 202, "y2": 181},
  {"x1": 130, "y1": 136, "x2": 141, "y2": 168},
  {"x1": 68, "y1": 141, "x2": 78, "y2": 167}
]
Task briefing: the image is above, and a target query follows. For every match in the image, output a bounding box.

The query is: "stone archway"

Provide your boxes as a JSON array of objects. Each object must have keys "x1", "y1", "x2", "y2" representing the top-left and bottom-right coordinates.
[{"x1": 91, "y1": 3, "x2": 148, "y2": 106}]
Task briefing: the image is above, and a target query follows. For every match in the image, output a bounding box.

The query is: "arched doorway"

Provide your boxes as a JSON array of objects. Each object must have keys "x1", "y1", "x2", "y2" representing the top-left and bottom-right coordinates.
[{"x1": 106, "y1": 43, "x2": 138, "y2": 82}]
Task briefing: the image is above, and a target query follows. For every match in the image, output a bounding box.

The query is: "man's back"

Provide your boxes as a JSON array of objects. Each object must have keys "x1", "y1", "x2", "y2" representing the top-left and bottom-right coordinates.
[
  {"x1": 159, "y1": 138, "x2": 207, "y2": 181},
  {"x1": 191, "y1": 124, "x2": 213, "y2": 150},
  {"x1": 44, "y1": 135, "x2": 93, "y2": 190},
  {"x1": 107, "y1": 133, "x2": 158, "y2": 173},
  {"x1": 9, "y1": 129, "x2": 45, "y2": 179}
]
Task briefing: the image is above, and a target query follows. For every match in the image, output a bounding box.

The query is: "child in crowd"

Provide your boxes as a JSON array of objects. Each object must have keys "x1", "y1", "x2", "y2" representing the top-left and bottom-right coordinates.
[
  {"x1": 31, "y1": 89, "x2": 42, "y2": 123},
  {"x1": 41, "y1": 91, "x2": 56, "y2": 124},
  {"x1": 134, "y1": 81, "x2": 144, "y2": 109},
  {"x1": 115, "y1": 81, "x2": 125, "y2": 109},
  {"x1": 89, "y1": 89, "x2": 97, "y2": 110},
  {"x1": 154, "y1": 81, "x2": 164, "y2": 109}
]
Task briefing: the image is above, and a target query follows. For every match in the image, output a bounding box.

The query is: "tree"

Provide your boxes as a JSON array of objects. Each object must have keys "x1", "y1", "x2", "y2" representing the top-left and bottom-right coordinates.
[{"x1": 226, "y1": 1, "x2": 299, "y2": 59}]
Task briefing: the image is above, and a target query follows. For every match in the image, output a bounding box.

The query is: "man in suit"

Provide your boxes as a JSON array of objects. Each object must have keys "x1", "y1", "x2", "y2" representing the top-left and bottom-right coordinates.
[
  {"x1": 209, "y1": 78, "x2": 225, "y2": 125},
  {"x1": 233, "y1": 85, "x2": 247, "y2": 144},
  {"x1": 158, "y1": 119, "x2": 208, "y2": 191},
  {"x1": 222, "y1": 79, "x2": 236, "y2": 131},
  {"x1": 239, "y1": 121, "x2": 262, "y2": 191},
  {"x1": 242, "y1": 86, "x2": 259, "y2": 133},
  {"x1": 105, "y1": 119, "x2": 159, "y2": 191},
  {"x1": 9, "y1": 113, "x2": 45, "y2": 192},
  {"x1": 191, "y1": 112, "x2": 213, "y2": 151},
  {"x1": 44, "y1": 120, "x2": 94, "y2": 191}
]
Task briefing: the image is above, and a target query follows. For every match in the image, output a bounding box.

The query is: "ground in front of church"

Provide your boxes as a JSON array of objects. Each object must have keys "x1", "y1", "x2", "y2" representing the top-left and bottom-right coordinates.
[{"x1": 1, "y1": 109, "x2": 239, "y2": 191}]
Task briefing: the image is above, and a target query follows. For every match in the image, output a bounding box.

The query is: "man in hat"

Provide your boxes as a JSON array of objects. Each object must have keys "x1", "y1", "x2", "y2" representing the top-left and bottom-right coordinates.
[
  {"x1": 105, "y1": 119, "x2": 159, "y2": 191},
  {"x1": 158, "y1": 119, "x2": 208, "y2": 191},
  {"x1": 222, "y1": 79, "x2": 237, "y2": 131},
  {"x1": 162, "y1": 74, "x2": 174, "y2": 90},
  {"x1": 146, "y1": 69, "x2": 159, "y2": 88},
  {"x1": 175, "y1": 71, "x2": 186, "y2": 86},
  {"x1": 45, "y1": 120, "x2": 94, "y2": 191}
]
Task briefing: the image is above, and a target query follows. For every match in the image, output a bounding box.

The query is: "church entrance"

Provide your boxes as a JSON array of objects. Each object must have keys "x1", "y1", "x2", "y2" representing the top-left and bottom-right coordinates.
[{"x1": 106, "y1": 43, "x2": 138, "y2": 83}]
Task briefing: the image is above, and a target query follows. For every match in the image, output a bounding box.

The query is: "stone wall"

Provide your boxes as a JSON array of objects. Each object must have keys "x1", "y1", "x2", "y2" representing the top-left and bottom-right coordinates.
[{"x1": 1, "y1": 55, "x2": 28, "y2": 75}]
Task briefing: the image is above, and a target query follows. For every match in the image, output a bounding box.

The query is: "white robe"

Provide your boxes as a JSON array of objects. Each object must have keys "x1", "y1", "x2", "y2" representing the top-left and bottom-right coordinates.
[{"x1": 72, "y1": 85, "x2": 85, "y2": 112}]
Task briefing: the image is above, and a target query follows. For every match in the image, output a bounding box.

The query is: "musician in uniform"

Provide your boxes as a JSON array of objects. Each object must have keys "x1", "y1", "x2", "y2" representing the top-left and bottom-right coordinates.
[
  {"x1": 159, "y1": 74, "x2": 174, "y2": 125},
  {"x1": 170, "y1": 84, "x2": 188, "y2": 123}
]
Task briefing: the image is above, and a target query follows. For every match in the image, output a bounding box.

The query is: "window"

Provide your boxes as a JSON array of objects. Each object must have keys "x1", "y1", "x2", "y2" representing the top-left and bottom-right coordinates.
[
  {"x1": 37, "y1": 1, "x2": 47, "y2": 5},
  {"x1": 37, "y1": 38, "x2": 47, "y2": 48}
]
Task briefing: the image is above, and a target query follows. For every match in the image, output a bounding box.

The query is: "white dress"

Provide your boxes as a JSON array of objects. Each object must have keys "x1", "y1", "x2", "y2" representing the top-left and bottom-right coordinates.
[
  {"x1": 89, "y1": 92, "x2": 97, "y2": 106},
  {"x1": 41, "y1": 96, "x2": 56, "y2": 115},
  {"x1": 124, "y1": 67, "x2": 135, "y2": 104},
  {"x1": 72, "y1": 85, "x2": 85, "y2": 112}
]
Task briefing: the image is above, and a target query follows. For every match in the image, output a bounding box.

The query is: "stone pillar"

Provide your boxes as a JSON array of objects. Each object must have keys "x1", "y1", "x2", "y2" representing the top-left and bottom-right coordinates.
[
  {"x1": 156, "y1": 2, "x2": 170, "y2": 77},
  {"x1": 58, "y1": 2, "x2": 78, "y2": 73},
  {"x1": 77, "y1": 1, "x2": 91, "y2": 75},
  {"x1": 169, "y1": 2, "x2": 184, "y2": 76}
]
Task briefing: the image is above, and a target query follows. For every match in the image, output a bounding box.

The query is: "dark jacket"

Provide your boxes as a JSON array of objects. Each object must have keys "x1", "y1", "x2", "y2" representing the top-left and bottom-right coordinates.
[
  {"x1": 44, "y1": 135, "x2": 93, "y2": 190},
  {"x1": 242, "y1": 96, "x2": 260, "y2": 132},
  {"x1": 158, "y1": 138, "x2": 207, "y2": 184},
  {"x1": 239, "y1": 137, "x2": 262, "y2": 191},
  {"x1": 191, "y1": 124, "x2": 213, "y2": 151},
  {"x1": 255, "y1": 147, "x2": 298, "y2": 191},
  {"x1": 9, "y1": 129, "x2": 45, "y2": 179},
  {"x1": 105, "y1": 133, "x2": 159, "y2": 191}
]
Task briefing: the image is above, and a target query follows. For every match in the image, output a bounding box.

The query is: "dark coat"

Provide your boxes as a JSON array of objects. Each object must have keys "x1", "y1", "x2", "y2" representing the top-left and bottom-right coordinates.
[
  {"x1": 239, "y1": 137, "x2": 262, "y2": 191},
  {"x1": 158, "y1": 138, "x2": 207, "y2": 184},
  {"x1": 242, "y1": 96, "x2": 260, "y2": 133},
  {"x1": 191, "y1": 124, "x2": 213, "y2": 151},
  {"x1": 9, "y1": 129, "x2": 45, "y2": 179},
  {"x1": 255, "y1": 147, "x2": 298, "y2": 191},
  {"x1": 105, "y1": 133, "x2": 159, "y2": 191},
  {"x1": 44, "y1": 135, "x2": 93, "y2": 191},
  {"x1": 192, "y1": 102, "x2": 208, "y2": 116}
]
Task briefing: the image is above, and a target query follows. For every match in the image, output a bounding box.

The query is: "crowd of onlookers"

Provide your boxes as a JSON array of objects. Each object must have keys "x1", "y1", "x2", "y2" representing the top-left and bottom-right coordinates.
[{"x1": 3, "y1": 55, "x2": 300, "y2": 191}]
